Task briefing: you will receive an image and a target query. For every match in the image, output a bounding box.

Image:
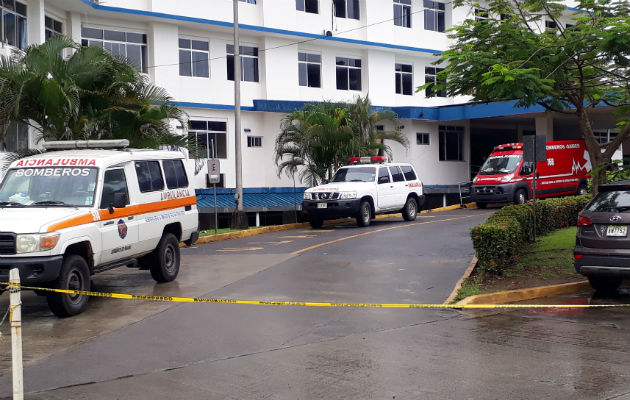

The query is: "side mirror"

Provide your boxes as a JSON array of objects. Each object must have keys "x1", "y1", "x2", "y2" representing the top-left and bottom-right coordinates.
[
  {"x1": 109, "y1": 192, "x2": 127, "y2": 214},
  {"x1": 323, "y1": 179, "x2": 329, "y2": 184},
  {"x1": 521, "y1": 166, "x2": 532, "y2": 175}
]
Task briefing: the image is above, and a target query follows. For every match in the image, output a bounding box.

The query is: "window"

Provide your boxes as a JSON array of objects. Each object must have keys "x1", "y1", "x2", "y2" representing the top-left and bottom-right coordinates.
[
  {"x1": 247, "y1": 136, "x2": 262, "y2": 148},
  {"x1": 594, "y1": 130, "x2": 618, "y2": 144},
  {"x1": 1, "y1": 1, "x2": 27, "y2": 50},
  {"x1": 81, "y1": 27, "x2": 148, "y2": 73},
  {"x1": 439, "y1": 126, "x2": 464, "y2": 161},
  {"x1": 401, "y1": 165, "x2": 417, "y2": 181},
  {"x1": 45, "y1": 16, "x2": 62, "y2": 40},
  {"x1": 4, "y1": 122, "x2": 28, "y2": 152},
  {"x1": 333, "y1": 0, "x2": 360, "y2": 20},
  {"x1": 378, "y1": 167, "x2": 390, "y2": 184},
  {"x1": 416, "y1": 132, "x2": 430, "y2": 145},
  {"x1": 239, "y1": 0, "x2": 256, "y2": 3},
  {"x1": 162, "y1": 159, "x2": 189, "y2": 189},
  {"x1": 226, "y1": 44, "x2": 259, "y2": 82},
  {"x1": 395, "y1": 63, "x2": 413, "y2": 95},
  {"x1": 389, "y1": 166, "x2": 405, "y2": 182},
  {"x1": 475, "y1": 8, "x2": 488, "y2": 23},
  {"x1": 336, "y1": 57, "x2": 361, "y2": 91},
  {"x1": 100, "y1": 169, "x2": 129, "y2": 209},
  {"x1": 424, "y1": 0, "x2": 445, "y2": 32},
  {"x1": 500, "y1": 13, "x2": 512, "y2": 21},
  {"x1": 296, "y1": 0, "x2": 318, "y2": 13},
  {"x1": 188, "y1": 120, "x2": 228, "y2": 159},
  {"x1": 298, "y1": 52, "x2": 321, "y2": 88},
  {"x1": 135, "y1": 161, "x2": 165, "y2": 193},
  {"x1": 179, "y1": 38, "x2": 209, "y2": 78},
  {"x1": 425, "y1": 66, "x2": 445, "y2": 97},
  {"x1": 545, "y1": 20, "x2": 557, "y2": 30},
  {"x1": 394, "y1": 0, "x2": 411, "y2": 27}
]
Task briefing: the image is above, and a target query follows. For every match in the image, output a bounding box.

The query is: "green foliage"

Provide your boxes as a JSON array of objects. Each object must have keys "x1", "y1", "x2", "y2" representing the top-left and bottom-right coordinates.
[
  {"x1": 471, "y1": 195, "x2": 590, "y2": 274},
  {"x1": 274, "y1": 96, "x2": 408, "y2": 186},
  {"x1": 0, "y1": 36, "x2": 186, "y2": 148}
]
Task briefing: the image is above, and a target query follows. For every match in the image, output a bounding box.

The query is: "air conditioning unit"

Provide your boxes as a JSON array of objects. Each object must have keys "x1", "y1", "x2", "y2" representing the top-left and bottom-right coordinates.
[{"x1": 323, "y1": 29, "x2": 333, "y2": 37}]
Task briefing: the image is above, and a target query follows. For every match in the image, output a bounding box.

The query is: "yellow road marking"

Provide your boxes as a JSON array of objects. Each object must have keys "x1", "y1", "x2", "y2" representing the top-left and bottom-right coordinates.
[
  {"x1": 217, "y1": 247, "x2": 264, "y2": 252},
  {"x1": 300, "y1": 229, "x2": 334, "y2": 233},
  {"x1": 292, "y1": 215, "x2": 476, "y2": 255},
  {"x1": 280, "y1": 235, "x2": 315, "y2": 239},
  {"x1": 249, "y1": 240, "x2": 293, "y2": 245}
]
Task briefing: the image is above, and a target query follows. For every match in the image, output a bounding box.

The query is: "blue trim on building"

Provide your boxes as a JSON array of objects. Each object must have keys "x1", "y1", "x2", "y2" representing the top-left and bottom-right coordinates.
[
  {"x1": 80, "y1": 0, "x2": 441, "y2": 55},
  {"x1": 176, "y1": 102, "x2": 255, "y2": 111}
]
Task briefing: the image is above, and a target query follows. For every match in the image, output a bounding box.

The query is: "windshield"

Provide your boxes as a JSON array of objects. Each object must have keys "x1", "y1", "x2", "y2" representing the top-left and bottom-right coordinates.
[
  {"x1": 479, "y1": 154, "x2": 522, "y2": 175},
  {"x1": 586, "y1": 190, "x2": 630, "y2": 213},
  {"x1": 332, "y1": 167, "x2": 376, "y2": 183},
  {"x1": 0, "y1": 167, "x2": 98, "y2": 207}
]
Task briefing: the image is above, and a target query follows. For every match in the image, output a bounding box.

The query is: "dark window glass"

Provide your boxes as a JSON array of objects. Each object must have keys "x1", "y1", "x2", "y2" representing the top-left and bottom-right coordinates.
[
  {"x1": 135, "y1": 161, "x2": 165, "y2": 193},
  {"x1": 416, "y1": 132, "x2": 430, "y2": 145},
  {"x1": 81, "y1": 26, "x2": 102, "y2": 39},
  {"x1": 439, "y1": 126, "x2": 464, "y2": 161},
  {"x1": 179, "y1": 38, "x2": 190, "y2": 48},
  {"x1": 297, "y1": 0, "x2": 318, "y2": 13},
  {"x1": 4, "y1": 12, "x2": 15, "y2": 46},
  {"x1": 425, "y1": 66, "x2": 445, "y2": 97},
  {"x1": 395, "y1": 63, "x2": 413, "y2": 95},
  {"x1": 394, "y1": 0, "x2": 412, "y2": 28},
  {"x1": 163, "y1": 159, "x2": 189, "y2": 189},
  {"x1": 188, "y1": 121, "x2": 228, "y2": 159},
  {"x1": 298, "y1": 52, "x2": 321, "y2": 88},
  {"x1": 336, "y1": 57, "x2": 361, "y2": 91},
  {"x1": 126, "y1": 44, "x2": 142, "y2": 70},
  {"x1": 586, "y1": 191, "x2": 630, "y2": 212},
  {"x1": 348, "y1": 67, "x2": 361, "y2": 90},
  {"x1": 336, "y1": 65, "x2": 348, "y2": 90},
  {"x1": 378, "y1": 167, "x2": 390, "y2": 184},
  {"x1": 179, "y1": 49, "x2": 192, "y2": 76},
  {"x1": 192, "y1": 40, "x2": 209, "y2": 51},
  {"x1": 100, "y1": 169, "x2": 129, "y2": 209},
  {"x1": 333, "y1": 0, "x2": 346, "y2": 18},
  {"x1": 401, "y1": 165, "x2": 417, "y2": 181},
  {"x1": 207, "y1": 121, "x2": 227, "y2": 131},
  {"x1": 192, "y1": 51, "x2": 209, "y2": 77},
  {"x1": 389, "y1": 166, "x2": 405, "y2": 182},
  {"x1": 126, "y1": 32, "x2": 146, "y2": 43},
  {"x1": 226, "y1": 45, "x2": 259, "y2": 82},
  {"x1": 104, "y1": 29, "x2": 125, "y2": 41},
  {"x1": 190, "y1": 120, "x2": 207, "y2": 130},
  {"x1": 424, "y1": 0, "x2": 445, "y2": 32}
]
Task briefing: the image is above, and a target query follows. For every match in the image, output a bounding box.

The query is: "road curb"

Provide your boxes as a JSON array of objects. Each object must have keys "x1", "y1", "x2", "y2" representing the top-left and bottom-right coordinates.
[
  {"x1": 456, "y1": 280, "x2": 592, "y2": 305},
  {"x1": 193, "y1": 202, "x2": 477, "y2": 245},
  {"x1": 444, "y1": 256, "x2": 478, "y2": 304}
]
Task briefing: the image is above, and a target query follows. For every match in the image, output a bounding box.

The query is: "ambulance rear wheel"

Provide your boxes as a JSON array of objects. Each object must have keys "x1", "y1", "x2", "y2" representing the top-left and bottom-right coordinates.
[
  {"x1": 402, "y1": 197, "x2": 418, "y2": 221},
  {"x1": 476, "y1": 202, "x2": 488, "y2": 209},
  {"x1": 577, "y1": 183, "x2": 588, "y2": 195},
  {"x1": 150, "y1": 233, "x2": 180, "y2": 283},
  {"x1": 47, "y1": 255, "x2": 91, "y2": 318},
  {"x1": 514, "y1": 189, "x2": 527, "y2": 205}
]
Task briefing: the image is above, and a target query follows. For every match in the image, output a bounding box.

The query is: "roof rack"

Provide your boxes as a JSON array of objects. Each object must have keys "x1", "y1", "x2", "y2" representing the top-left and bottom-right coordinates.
[{"x1": 43, "y1": 140, "x2": 130, "y2": 150}]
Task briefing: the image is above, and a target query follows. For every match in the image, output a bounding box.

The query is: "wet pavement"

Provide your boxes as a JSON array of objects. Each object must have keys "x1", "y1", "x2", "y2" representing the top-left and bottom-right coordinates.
[{"x1": 0, "y1": 209, "x2": 628, "y2": 399}]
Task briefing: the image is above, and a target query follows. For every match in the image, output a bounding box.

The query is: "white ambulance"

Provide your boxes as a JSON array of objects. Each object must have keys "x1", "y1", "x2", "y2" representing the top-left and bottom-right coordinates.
[{"x1": 0, "y1": 140, "x2": 199, "y2": 317}]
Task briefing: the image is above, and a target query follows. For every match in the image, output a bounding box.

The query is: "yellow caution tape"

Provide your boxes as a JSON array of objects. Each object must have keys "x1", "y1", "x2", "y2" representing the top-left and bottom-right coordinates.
[{"x1": 1, "y1": 282, "x2": 628, "y2": 309}]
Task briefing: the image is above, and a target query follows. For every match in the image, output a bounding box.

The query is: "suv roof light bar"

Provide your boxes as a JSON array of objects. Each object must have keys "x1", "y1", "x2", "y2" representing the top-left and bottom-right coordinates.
[
  {"x1": 493, "y1": 143, "x2": 523, "y2": 151},
  {"x1": 349, "y1": 156, "x2": 388, "y2": 165},
  {"x1": 43, "y1": 140, "x2": 130, "y2": 150}
]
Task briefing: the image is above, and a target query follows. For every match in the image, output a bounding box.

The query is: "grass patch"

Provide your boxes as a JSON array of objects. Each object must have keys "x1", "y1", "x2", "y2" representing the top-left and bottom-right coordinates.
[
  {"x1": 454, "y1": 226, "x2": 582, "y2": 302},
  {"x1": 199, "y1": 227, "x2": 253, "y2": 237}
]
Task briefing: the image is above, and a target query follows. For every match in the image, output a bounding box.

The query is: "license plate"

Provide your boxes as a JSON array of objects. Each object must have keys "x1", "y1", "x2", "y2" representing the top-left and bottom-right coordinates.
[
  {"x1": 606, "y1": 226, "x2": 627, "y2": 237},
  {"x1": 317, "y1": 203, "x2": 327, "y2": 209}
]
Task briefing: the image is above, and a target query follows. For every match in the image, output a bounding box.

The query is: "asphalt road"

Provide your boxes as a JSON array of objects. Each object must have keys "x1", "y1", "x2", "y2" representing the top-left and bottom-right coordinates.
[{"x1": 0, "y1": 209, "x2": 629, "y2": 399}]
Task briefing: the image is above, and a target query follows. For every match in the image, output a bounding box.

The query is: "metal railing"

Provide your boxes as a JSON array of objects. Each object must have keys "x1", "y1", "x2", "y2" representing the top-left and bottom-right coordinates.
[{"x1": 458, "y1": 181, "x2": 473, "y2": 207}]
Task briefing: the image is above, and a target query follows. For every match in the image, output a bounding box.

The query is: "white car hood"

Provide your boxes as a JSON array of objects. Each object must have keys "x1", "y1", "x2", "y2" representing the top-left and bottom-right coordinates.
[
  {"x1": 307, "y1": 182, "x2": 372, "y2": 192},
  {"x1": 0, "y1": 207, "x2": 89, "y2": 233}
]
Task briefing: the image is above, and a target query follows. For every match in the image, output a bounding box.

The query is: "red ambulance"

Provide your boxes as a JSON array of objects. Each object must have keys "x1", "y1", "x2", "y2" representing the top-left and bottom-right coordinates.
[{"x1": 471, "y1": 140, "x2": 591, "y2": 208}]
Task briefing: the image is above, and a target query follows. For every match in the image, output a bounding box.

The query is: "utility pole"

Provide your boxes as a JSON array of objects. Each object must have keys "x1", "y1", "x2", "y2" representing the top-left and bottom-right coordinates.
[{"x1": 231, "y1": 0, "x2": 248, "y2": 229}]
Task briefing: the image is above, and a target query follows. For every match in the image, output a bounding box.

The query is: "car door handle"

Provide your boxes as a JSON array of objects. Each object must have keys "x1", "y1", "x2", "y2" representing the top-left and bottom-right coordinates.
[
  {"x1": 128, "y1": 216, "x2": 134, "y2": 220},
  {"x1": 104, "y1": 221, "x2": 115, "y2": 226}
]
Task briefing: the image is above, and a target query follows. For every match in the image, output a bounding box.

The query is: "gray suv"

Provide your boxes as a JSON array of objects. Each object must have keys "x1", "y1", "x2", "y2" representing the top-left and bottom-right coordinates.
[{"x1": 574, "y1": 180, "x2": 630, "y2": 292}]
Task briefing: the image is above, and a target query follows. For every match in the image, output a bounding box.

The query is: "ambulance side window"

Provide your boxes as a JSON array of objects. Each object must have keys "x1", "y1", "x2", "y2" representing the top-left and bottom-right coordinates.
[
  {"x1": 162, "y1": 159, "x2": 189, "y2": 189},
  {"x1": 378, "y1": 167, "x2": 390, "y2": 184},
  {"x1": 135, "y1": 161, "x2": 165, "y2": 193},
  {"x1": 400, "y1": 165, "x2": 417, "y2": 181},
  {"x1": 100, "y1": 169, "x2": 129, "y2": 209},
  {"x1": 389, "y1": 166, "x2": 405, "y2": 182}
]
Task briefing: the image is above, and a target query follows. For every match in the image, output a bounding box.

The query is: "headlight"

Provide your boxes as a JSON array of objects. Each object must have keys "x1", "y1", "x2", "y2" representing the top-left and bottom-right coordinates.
[
  {"x1": 16, "y1": 233, "x2": 60, "y2": 254},
  {"x1": 303, "y1": 192, "x2": 312, "y2": 200},
  {"x1": 339, "y1": 191, "x2": 357, "y2": 199},
  {"x1": 500, "y1": 174, "x2": 514, "y2": 183}
]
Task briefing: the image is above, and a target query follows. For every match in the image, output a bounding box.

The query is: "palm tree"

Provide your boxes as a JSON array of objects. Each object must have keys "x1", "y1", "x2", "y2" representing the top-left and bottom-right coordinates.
[{"x1": 0, "y1": 35, "x2": 186, "y2": 149}]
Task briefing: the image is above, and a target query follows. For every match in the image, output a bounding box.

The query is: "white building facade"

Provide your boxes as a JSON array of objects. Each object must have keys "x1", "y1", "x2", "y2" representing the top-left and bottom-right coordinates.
[{"x1": 2, "y1": 0, "x2": 626, "y2": 194}]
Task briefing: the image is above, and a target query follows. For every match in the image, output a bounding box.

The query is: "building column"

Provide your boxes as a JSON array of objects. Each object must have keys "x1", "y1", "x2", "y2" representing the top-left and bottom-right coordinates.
[
  {"x1": 147, "y1": 22, "x2": 179, "y2": 96},
  {"x1": 66, "y1": 12, "x2": 82, "y2": 44},
  {"x1": 623, "y1": 136, "x2": 630, "y2": 166},
  {"x1": 27, "y1": 0, "x2": 45, "y2": 46},
  {"x1": 535, "y1": 113, "x2": 554, "y2": 141}
]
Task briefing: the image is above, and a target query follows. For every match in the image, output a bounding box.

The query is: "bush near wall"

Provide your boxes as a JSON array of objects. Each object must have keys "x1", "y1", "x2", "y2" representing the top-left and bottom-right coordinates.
[{"x1": 471, "y1": 195, "x2": 591, "y2": 274}]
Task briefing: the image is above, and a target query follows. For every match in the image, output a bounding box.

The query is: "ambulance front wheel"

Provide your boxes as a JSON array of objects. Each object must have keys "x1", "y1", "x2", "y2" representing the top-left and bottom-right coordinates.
[
  {"x1": 514, "y1": 189, "x2": 527, "y2": 205},
  {"x1": 47, "y1": 254, "x2": 91, "y2": 317},
  {"x1": 309, "y1": 217, "x2": 324, "y2": 229},
  {"x1": 150, "y1": 233, "x2": 180, "y2": 283}
]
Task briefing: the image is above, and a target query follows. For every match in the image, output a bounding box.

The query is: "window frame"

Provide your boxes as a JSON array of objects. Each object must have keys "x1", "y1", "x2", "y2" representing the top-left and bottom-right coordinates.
[
  {"x1": 226, "y1": 44, "x2": 259, "y2": 82},
  {"x1": 336, "y1": 56, "x2": 362, "y2": 91},
  {"x1": 247, "y1": 136, "x2": 262, "y2": 148},
  {"x1": 178, "y1": 38, "x2": 210, "y2": 78},
  {"x1": 438, "y1": 125, "x2": 465, "y2": 162},
  {"x1": 394, "y1": 0, "x2": 412, "y2": 28},
  {"x1": 389, "y1": 166, "x2": 405, "y2": 182},
  {"x1": 298, "y1": 51, "x2": 322, "y2": 88},
  {"x1": 188, "y1": 120, "x2": 228, "y2": 159},
  {"x1": 401, "y1": 165, "x2": 417, "y2": 181},
  {"x1": 423, "y1": 0, "x2": 445, "y2": 32},
  {"x1": 296, "y1": 0, "x2": 318, "y2": 13},
  {"x1": 1, "y1": 1, "x2": 27, "y2": 50},
  {"x1": 134, "y1": 160, "x2": 165, "y2": 193},
  {"x1": 81, "y1": 26, "x2": 148, "y2": 73},
  {"x1": 333, "y1": 0, "x2": 360, "y2": 20},
  {"x1": 45, "y1": 15, "x2": 63, "y2": 40},
  {"x1": 162, "y1": 159, "x2": 190, "y2": 189},
  {"x1": 395, "y1": 63, "x2": 413, "y2": 95},
  {"x1": 100, "y1": 168, "x2": 130, "y2": 209},
  {"x1": 416, "y1": 132, "x2": 430, "y2": 145},
  {"x1": 425, "y1": 66, "x2": 446, "y2": 98}
]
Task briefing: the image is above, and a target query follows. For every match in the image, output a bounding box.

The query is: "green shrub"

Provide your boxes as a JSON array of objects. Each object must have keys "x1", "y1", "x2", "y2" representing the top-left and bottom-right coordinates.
[{"x1": 471, "y1": 195, "x2": 590, "y2": 275}]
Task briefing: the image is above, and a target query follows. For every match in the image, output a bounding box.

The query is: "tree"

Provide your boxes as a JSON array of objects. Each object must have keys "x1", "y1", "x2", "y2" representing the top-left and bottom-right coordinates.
[
  {"x1": 427, "y1": 0, "x2": 630, "y2": 192},
  {"x1": 0, "y1": 35, "x2": 186, "y2": 149},
  {"x1": 274, "y1": 97, "x2": 408, "y2": 186}
]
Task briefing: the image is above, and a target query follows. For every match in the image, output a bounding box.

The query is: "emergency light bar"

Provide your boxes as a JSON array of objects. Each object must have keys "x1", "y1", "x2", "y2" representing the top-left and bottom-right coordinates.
[
  {"x1": 43, "y1": 140, "x2": 130, "y2": 150},
  {"x1": 348, "y1": 156, "x2": 388, "y2": 165},
  {"x1": 493, "y1": 143, "x2": 523, "y2": 151}
]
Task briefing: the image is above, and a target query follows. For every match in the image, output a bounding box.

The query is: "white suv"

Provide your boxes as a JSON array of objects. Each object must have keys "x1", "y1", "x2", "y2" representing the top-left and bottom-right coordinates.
[
  {"x1": 302, "y1": 157, "x2": 425, "y2": 228},
  {"x1": 0, "y1": 140, "x2": 199, "y2": 317}
]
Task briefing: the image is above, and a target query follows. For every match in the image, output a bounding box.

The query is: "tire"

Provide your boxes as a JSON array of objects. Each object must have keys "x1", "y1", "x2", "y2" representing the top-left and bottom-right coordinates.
[
  {"x1": 150, "y1": 233, "x2": 181, "y2": 283},
  {"x1": 356, "y1": 200, "x2": 372, "y2": 227},
  {"x1": 402, "y1": 197, "x2": 418, "y2": 221},
  {"x1": 476, "y1": 202, "x2": 488, "y2": 209},
  {"x1": 588, "y1": 276, "x2": 621, "y2": 294},
  {"x1": 46, "y1": 254, "x2": 91, "y2": 318},
  {"x1": 309, "y1": 218, "x2": 324, "y2": 229},
  {"x1": 514, "y1": 189, "x2": 527, "y2": 205},
  {"x1": 577, "y1": 183, "x2": 588, "y2": 196}
]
